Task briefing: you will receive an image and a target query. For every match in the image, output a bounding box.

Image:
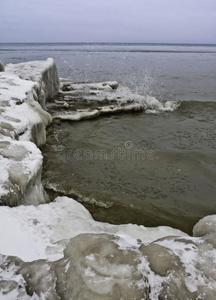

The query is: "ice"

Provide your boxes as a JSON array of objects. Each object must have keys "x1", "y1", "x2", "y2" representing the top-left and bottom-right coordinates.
[
  {"x1": 46, "y1": 81, "x2": 179, "y2": 122},
  {"x1": 5, "y1": 58, "x2": 59, "y2": 108},
  {"x1": 1, "y1": 60, "x2": 57, "y2": 146},
  {"x1": 0, "y1": 196, "x2": 186, "y2": 262},
  {"x1": 0, "y1": 197, "x2": 216, "y2": 298},
  {"x1": 58, "y1": 109, "x2": 101, "y2": 121},
  {"x1": 54, "y1": 234, "x2": 147, "y2": 299},
  {"x1": 0, "y1": 140, "x2": 49, "y2": 206},
  {"x1": 193, "y1": 214, "x2": 216, "y2": 237},
  {"x1": 0, "y1": 59, "x2": 59, "y2": 206},
  {"x1": 64, "y1": 81, "x2": 118, "y2": 91},
  {"x1": 1, "y1": 58, "x2": 216, "y2": 298}
]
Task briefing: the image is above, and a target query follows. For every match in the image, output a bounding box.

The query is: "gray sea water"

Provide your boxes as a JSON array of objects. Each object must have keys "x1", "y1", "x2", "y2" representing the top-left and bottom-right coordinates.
[{"x1": 1, "y1": 43, "x2": 216, "y2": 234}]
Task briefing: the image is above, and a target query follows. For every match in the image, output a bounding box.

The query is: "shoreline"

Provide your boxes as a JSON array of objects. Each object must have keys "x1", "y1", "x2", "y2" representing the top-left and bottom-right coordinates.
[{"x1": 0, "y1": 59, "x2": 216, "y2": 298}]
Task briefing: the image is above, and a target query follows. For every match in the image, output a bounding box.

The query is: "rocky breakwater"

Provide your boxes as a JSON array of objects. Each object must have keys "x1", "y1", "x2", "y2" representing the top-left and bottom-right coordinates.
[{"x1": 0, "y1": 58, "x2": 59, "y2": 206}]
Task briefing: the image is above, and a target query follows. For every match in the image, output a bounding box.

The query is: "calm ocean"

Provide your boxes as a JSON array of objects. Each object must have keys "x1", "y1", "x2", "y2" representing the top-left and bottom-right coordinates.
[{"x1": 1, "y1": 43, "x2": 216, "y2": 233}]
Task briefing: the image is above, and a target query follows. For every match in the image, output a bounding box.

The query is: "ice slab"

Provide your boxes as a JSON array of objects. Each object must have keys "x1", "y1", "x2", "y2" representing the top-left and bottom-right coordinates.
[{"x1": 46, "y1": 81, "x2": 179, "y2": 122}]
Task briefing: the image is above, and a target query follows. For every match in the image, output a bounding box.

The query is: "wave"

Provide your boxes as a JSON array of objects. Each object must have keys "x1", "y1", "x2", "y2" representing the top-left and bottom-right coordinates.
[
  {"x1": 178, "y1": 100, "x2": 216, "y2": 112},
  {"x1": 2, "y1": 49, "x2": 216, "y2": 54},
  {"x1": 1, "y1": 43, "x2": 216, "y2": 54}
]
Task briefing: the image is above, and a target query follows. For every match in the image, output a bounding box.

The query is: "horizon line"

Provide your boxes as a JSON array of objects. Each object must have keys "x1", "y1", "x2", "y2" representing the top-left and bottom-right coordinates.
[{"x1": 0, "y1": 42, "x2": 216, "y2": 46}]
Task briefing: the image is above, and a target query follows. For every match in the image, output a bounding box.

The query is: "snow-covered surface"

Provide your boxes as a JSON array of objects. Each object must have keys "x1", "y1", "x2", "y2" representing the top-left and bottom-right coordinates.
[
  {"x1": 46, "y1": 81, "x2": 179, "y2": 122},
  {"x1": 0, "y1": 59, "x2": 59, "y2": 206},
  {"x1": 1, "y1": 59, "x2": 216, "y2": 299},
  {"x1": 0, "y1": 197, "x2": 216, "y2": 299},
  {"x1": 5, "y1": 58, "x2": 59, "y2": 108},
  {"x1": 0, "y1": 196, "x2": 187, "y2": 262}
]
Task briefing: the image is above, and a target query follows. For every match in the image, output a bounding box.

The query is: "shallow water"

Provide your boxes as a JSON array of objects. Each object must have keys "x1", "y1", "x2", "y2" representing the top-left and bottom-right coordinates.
[
  {"x1": 1, "y1": 43, "x2": 216, "y2": 234},
  {"x1": 42, "y1": 99, "x2": 216, "y2": 234}
]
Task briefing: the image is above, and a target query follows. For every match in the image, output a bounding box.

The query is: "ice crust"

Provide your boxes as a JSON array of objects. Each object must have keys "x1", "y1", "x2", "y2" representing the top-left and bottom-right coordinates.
[
  {"x1": 0, "y1": 58, "x2": 59, "y2": 205},
  {"x1": 46, "y1": 81, "x2": 179, "y2": 122},
  {"x1": 0, "y1": 197, "x2": 216, "y2": 299},
  {"x1": 1, "y1": 59, "x2": 216, "y2": 299}
]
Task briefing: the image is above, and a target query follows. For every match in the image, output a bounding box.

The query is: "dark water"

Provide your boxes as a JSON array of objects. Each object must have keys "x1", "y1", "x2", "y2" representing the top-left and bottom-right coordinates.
[{"x1": 1, "y1": 43, "x2": 216, "y2": 234}]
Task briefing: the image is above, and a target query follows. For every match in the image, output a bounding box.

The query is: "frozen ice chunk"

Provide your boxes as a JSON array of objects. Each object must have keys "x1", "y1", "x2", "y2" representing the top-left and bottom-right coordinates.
[
  {"x1": 5, "y1": 58, "x2": 59, "y2": 107},
  {"x1": 140, "y1": 242, "x2": 182, "y2": 276},
  {"x1": 193, "y1": 214, "x2": 216, "y2": 237},
  {"x1": 0, "y1": 140, "x2": 48, "y2": 206},
  {"x1": 53, "y1": 234, "x2": 147, "y2": 299}
]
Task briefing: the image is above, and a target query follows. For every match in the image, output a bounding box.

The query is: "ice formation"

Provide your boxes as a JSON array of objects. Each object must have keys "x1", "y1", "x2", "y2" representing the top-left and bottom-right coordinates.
[
  {"x1": 46, "y1": 81, "x2": 178, "y2": 122},
  {"x1": 1, "y1": 59, "x2": 216, "y2": 299},
  {"x1": 0, "y1": 197, "x2": 216, "y2": 299},
  {"x1": 0, "y1": 58, "x2": 59, "y2": 205}
]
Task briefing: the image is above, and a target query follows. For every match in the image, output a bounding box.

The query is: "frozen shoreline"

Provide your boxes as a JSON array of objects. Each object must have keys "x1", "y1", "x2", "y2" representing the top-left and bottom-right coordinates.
[
  {"x1": 0, "y1": 58, "x2": 59, "y2": 206},
  {"x1": 0, "y1": 59, "x2": 216, "y2": 299}
]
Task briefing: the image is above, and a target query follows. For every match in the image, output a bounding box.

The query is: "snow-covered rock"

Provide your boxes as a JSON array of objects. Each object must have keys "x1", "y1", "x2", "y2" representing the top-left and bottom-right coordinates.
[{"x1": 0, "y1": 58, "x2": 59, "y2": 206}]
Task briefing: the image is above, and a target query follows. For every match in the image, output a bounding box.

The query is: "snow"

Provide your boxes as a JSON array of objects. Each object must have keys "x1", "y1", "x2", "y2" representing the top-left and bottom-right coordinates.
[
  {"x1": 0, "y1": 59, "x2": 59, "y2": 206},
  {"x1": 1, "y1": 197, "x2": 216, "y2": 298},
  {"x1": 0, "y1": 196, "x2": 186, "y2": 262},
  {"x1": 5, "y1": 58, "x2": 59, "y2": 108},
  {"x1": 0, "y1": 140, "x2": 42, "y2": 197}
]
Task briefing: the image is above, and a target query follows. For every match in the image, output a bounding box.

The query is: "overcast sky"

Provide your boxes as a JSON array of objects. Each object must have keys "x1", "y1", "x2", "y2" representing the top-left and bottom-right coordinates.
[{"x1": 0, "y1": 0, "x2": 216, "y2": 44}]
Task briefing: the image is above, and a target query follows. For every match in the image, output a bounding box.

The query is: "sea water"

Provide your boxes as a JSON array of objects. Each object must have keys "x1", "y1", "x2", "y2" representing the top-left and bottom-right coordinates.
[{"x1": 1, "y1": 43, "x2": 216, "y2": 234}]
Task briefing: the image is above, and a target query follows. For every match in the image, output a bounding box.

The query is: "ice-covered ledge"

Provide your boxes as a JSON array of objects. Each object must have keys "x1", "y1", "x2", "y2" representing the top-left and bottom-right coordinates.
[{"x1": 0, "y1": 58, "x2": 60, "y2": 206}]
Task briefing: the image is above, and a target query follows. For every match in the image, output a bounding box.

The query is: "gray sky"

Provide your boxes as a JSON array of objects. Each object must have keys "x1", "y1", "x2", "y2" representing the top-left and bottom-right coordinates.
[{"x1": 1, "y1": 0, "x2": 216, "y2": 43}]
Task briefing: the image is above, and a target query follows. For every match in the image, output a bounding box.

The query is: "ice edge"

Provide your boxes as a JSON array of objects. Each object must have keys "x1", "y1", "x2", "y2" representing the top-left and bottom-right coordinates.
[{"x1": 0, "y1": 58, "x2": 59, "y2": 205}]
